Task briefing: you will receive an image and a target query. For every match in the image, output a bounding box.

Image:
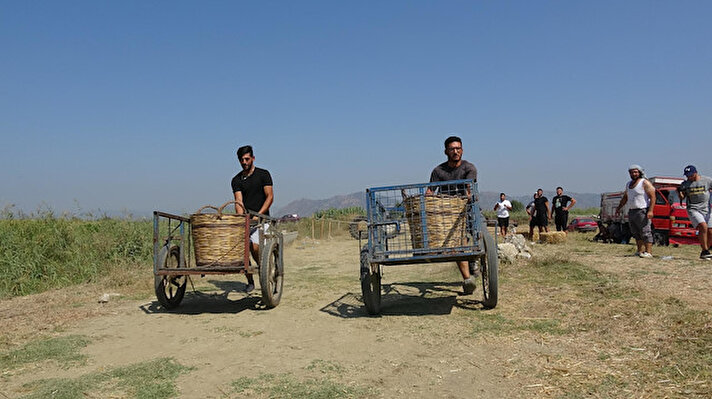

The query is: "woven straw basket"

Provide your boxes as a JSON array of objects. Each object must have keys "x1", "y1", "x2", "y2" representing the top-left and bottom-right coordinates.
[
  {"x1": 191, "y1": 201, "x2": 249, "y2": 267},
  {"x1": 404, "y1": 194, "x2": 468, "y2": 249}
]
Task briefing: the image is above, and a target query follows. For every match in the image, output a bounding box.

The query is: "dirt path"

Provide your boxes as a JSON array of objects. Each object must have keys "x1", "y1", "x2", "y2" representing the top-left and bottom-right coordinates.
[{"x1": 2, "y1": 234, "x2": 711, "y2": 398}]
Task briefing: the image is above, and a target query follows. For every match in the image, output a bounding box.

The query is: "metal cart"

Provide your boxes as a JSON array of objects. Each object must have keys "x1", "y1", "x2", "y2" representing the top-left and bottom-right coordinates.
[
  {"x1": 152, "y1": 206, "x2": 284, "y2": 310},
  {"x1": 359, "y1": 179, "x2": 498, "y2": 314}
]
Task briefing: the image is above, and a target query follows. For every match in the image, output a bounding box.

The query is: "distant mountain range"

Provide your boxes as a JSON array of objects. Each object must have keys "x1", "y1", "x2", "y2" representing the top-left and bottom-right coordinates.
[{"x1": 275, "y1": 191, "x2": 601, "y2": 217}]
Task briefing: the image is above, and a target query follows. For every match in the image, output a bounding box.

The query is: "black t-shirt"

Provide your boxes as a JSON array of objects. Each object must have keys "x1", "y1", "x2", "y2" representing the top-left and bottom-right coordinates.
[
  {"x1": 552, "y1": 195, "x2": 572, "y2": 214},
  {"x1": 231, "y1": 167, "x2": 273, "y2": 215},
  {"x1": 534, "y1": 196, "x2": 549, "y2": 216}
]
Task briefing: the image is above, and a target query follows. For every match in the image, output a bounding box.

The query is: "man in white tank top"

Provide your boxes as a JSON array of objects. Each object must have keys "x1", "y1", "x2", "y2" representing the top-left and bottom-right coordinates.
[{"x1": 615, "y1": 164, "x2": 656, "y2": 258}]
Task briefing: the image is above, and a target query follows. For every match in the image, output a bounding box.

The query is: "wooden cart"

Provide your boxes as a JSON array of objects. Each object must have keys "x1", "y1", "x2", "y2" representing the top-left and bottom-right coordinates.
[{"x1": 152, "y1": 202, "x2": 284, "y2": 309}]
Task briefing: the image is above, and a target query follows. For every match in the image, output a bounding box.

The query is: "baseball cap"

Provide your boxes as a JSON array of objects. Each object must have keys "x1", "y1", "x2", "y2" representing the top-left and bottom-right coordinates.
[{"x1": 683, "y1": 165, "x2": 697, "y2": 177}]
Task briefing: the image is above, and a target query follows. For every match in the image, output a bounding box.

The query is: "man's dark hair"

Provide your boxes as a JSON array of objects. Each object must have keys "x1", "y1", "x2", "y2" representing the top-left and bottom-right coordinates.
[
  {"x1": 500, "y1": 193, "x2": 506, "y2": 197},
  {"x1": 556, "y1": 186, "x2": 563, "y2": 191},
  {"x1": 444, "y1": 136, "x2": 462, "y2": 148},
  {"x1": 537, "y1": 188, "x2": 543, "y2": 193},
  {"x1": 237, "y1": 145, "x2": 253, "y2": 158}
]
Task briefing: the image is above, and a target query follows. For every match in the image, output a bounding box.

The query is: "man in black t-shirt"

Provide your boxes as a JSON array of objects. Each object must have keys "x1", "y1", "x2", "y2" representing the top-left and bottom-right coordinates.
[
  {"x1": 231, "y1": 145, "x2": 274, "y2": 293},
  {"x1": 551, "y1": 186, "x2": 576, "y2": 232},
  {"x1": 533, "y1": 188, "x2": 551, "y2": 233}
]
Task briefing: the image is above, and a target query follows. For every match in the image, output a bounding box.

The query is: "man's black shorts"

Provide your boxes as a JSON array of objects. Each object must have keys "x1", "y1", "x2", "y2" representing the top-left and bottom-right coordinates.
[
  {"x1": 534, "y1": 214, "x2": 548, "y2": 227},
  {"x1": 497, "y1": 217, "x2": 509, "y2": 228}
]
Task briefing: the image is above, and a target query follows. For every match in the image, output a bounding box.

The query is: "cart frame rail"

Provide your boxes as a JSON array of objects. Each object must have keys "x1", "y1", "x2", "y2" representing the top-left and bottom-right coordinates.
[
  {"x1": 153, "y1": 211, "x2": 282, "y2": 276},
  {"x1": 362, "y1": 179, "x2": 486, "y2": 266}
]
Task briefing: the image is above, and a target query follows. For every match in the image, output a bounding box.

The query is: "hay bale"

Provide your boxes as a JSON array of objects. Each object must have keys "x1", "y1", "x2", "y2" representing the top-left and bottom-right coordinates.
[
  {"x1": 540, "y1": 231, "x2": 566, "y2": 244},
  {"x1": 523, "y1": 231, "x2": 540, "y2": 241}
]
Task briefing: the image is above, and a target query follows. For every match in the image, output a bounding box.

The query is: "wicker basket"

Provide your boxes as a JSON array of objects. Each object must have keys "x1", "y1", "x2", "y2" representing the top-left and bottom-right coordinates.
[
  {"x1": 404, "y1": 194, "x2": 468, "y2": 249},
  {"x1": 190, "y1": 201, "x2": 249, "y2": 267}
]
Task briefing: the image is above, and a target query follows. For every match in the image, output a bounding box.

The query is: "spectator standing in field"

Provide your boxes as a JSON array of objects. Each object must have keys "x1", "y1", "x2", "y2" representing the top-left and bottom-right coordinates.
[
  {"x1": 494, "y1": 193, "x2": 512, "y2": 237},
  {"x1": 533, "y1": 188, "x2": 551, "y2": 234},
  {"x1": 677, "y1": 165, "x2": 712, "y2": 260},
  {"x1": 428, "y1": 136, "x2": 478, "y2": 295},
  {"x1": 551, "y1": 187, "x2": 577, "y2": 231},
  {"x1": 526, "y1": 193, "x2": 538, "y2": 238},
  {"x1": 615, "y1": 164, "x2": 655, "y2": 258},
  {"x1": 231, "y1": 145, "x2": 274, "y2": 292}
]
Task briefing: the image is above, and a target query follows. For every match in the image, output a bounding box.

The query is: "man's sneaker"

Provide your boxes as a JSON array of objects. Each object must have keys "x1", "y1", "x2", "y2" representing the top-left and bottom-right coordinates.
[
  {"x1": 639, "y1": 252, "x2": 653, "y2": 258},
  {"x1": 462, "y1": 277, "x2": 476, "y2": 295},
  {"x1": 700, "y1": 250, "x2": 712, "y2": 260},
  {"x1": 245, "y1": 283, "x2": 255, "y2": 293}
]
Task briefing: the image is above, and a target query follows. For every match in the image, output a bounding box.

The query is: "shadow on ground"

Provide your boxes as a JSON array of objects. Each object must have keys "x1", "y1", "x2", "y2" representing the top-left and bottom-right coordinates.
[
  {"x1": 321, "y1": 281, "x2": 486, "y2": 318},
  {"x1": 140, "y1": 279, "x2": 268, "y2": 315}
]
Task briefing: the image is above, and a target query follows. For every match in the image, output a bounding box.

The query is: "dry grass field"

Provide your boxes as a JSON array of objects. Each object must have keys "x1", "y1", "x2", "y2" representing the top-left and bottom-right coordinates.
[{"x1": 1, "y1": 230, "x2": 710, "y2": 398}]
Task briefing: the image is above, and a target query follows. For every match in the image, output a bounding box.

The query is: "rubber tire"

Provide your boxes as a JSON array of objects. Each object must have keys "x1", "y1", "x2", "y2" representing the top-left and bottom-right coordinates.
[
  {"x1": 260, "y1": 239, "x2": 283, "y2": 308},
  {"x1": 155, "y1": 245, "x2": 187, "y2": 310},
  {"x1": 349, "y1": 216, "x2": 368, "y2": 240},
  {"x1": 360, "y1": 248, "x2": 381, "y2": 315},
  {"x1": 480, "y1": 230, "x2": 499, "y2": 309}
]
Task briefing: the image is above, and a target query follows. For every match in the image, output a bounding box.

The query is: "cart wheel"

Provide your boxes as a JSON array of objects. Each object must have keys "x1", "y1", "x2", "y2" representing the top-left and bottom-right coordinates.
[
  {"x1": 260, "y1": 239, "x2": 283, "y2": 308},
  {"x1": 155, "y1": 245, "x2": 187, "y2": 310},
  {"x1": 480, "y1": 230, "x2": 499, "y2": 309},
  {"x1": 360, "y1": 248, "x2": 381, "y2": 315}
]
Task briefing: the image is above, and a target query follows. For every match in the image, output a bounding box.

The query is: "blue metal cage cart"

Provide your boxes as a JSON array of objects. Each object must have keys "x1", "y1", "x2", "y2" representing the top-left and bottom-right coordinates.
[{"x1": 359, "y1": 179, "x2": 498, "y2": 314}]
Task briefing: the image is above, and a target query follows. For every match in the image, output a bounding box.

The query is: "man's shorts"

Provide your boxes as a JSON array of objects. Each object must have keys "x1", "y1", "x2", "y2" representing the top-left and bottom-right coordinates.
[
  {"x1": 687, "y1": 208, "x2": 711, "y2": 228},
  {"x1": 249, "y1": 222, "x2": 270, "y2": 244},
  {"x1": 534, "y1": 214, "x2": 548, "y2": 227},
  {"x1": 497, "y1": 217, "x2": 509, "y2": 228},
  {"x1": 628, "y1": 208, "x2": 653, "y2": 243}
]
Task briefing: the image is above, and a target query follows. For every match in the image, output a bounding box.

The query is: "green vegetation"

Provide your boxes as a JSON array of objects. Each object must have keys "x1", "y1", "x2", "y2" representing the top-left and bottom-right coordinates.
[
  {"x1": 1, "y1": 335, "x2": 91, "y2": 370},
  {"x1": 19, "y1": 357, "x2": 190, "y2": 399},
  {"x1": 312, "y1": 207, "x2": 365, "y2": 219},
  {"x1": 232, "y1": 373, "x2": 372, "y2": 399},
  {"x1": 510, "y1": 199, "x2": 524, "y2": 212},
  {"x1": 0, "y1": 214, "x2": 153, "y2": 298}
]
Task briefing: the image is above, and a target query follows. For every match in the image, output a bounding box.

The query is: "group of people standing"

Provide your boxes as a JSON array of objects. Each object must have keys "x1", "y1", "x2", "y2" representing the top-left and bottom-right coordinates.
[
  {"x1": 616, "y1": 164, "x2": 712, "y2": 260},
  {"x1": 230, "y1": 139, "x2": 712, "y2": 297},
  {"x1": 493, "y1": 187, "x2": 577, "y2": 238}
]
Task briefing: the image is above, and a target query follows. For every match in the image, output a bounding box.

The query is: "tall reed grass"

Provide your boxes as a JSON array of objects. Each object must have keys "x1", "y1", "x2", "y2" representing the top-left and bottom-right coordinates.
[{"x1": 0, "y1": 215, "x2": 153, "y2": 298}]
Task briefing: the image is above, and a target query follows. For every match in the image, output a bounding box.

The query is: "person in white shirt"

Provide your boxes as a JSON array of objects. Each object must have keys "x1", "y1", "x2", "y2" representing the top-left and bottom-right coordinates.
[
  {"x1": 494, "y1": 193, "x2": 513, "y2": 237},
  {"x1": 615, "y1": 164, "x2": 655, "y2": 258}
]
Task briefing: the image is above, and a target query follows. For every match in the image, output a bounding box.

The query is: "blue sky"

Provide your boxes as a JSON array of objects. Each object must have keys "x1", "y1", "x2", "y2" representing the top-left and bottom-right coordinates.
[{"x1": 1, "y1": 1, "x2": 711, "y2": 215}]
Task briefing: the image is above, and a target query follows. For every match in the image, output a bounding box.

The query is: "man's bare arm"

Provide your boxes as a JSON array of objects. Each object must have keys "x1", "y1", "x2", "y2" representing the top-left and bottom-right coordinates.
[
  {"x1": 616, "y1": 191, "x2": 628, "y2": 215},
  {"x1": 233, "y1": 191, "x2": 245, "y2": 214},
  {"x1": 566, "y1": 197, "x2": 576, "y2": 211},
  {"x1": 643, "y1": 180, "x2": 656, "y2": 219},
  {"x1": 258, "y1": 185, "x2": 274, "y2": 215}
]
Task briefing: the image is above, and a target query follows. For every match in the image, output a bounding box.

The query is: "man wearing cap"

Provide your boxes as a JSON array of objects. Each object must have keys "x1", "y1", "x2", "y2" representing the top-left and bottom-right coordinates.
[
  {"x1": 677, "y1": 165, "x2": 712, "y2": 260},
  {"x1": 615, "y1": 165, "x2": 655, "y2": 258}
]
